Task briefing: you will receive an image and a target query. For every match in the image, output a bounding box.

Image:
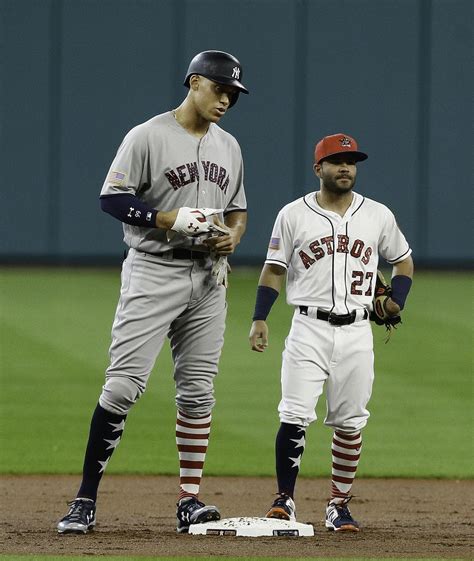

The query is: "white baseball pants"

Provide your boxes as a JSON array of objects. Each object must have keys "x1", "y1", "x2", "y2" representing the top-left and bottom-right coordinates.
[{"x1": 278, "y1": 308, "x2": 374, "y2": 431}]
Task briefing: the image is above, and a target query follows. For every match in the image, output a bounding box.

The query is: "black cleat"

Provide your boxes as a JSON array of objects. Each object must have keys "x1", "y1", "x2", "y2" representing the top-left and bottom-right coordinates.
[
  {"x1": 176, "y1": 496, "x2": 220, "y2": 534},
  {"x1": 57, "y1": 498, "x2": 96, "y2": 534},
  {"x1": 265, "y1": 493, "x2": 296, "y2": 521}
]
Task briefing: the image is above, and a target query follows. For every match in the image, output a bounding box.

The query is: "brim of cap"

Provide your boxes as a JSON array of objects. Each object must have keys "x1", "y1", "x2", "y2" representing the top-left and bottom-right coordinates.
[
  {"x1": 185, "y1": 73, "x2": 249, "y2": 94},
  {"x1": 318, "y1": 150, "x2": 368, "y2": 164},
  {"x1": 209, "y1": 75, "x2": 249, "y2": 94}
]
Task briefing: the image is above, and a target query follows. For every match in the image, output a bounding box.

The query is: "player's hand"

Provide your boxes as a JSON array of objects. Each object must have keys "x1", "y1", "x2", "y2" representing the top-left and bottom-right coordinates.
[
  {"x1": 161, "y1": 207, "x2": 224, "y2": 236},
  {"x1": 204, "y1": 218, "x2": 240, "y2": 256},
  {"x1": 384, "y1": 297, "x2": 401, "y2": 317},
  {"x1": 249, "y1": 320, "x2": 269, "y2": 352}
]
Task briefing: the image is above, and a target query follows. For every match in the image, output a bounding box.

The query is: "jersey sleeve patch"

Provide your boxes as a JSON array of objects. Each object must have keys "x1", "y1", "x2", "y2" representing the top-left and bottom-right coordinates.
[
  {"x1": 108, "y1": 170, "x2": 127, "y2": 186},
  {"x1": 269, "y1": 237, "x2": 280, "y2": 250}
]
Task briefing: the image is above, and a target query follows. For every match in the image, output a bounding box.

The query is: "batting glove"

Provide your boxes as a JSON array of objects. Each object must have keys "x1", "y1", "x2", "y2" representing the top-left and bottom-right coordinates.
[
  {"x1": 211, "y1": 255, "x2": 230, "y2": 287},
  {"x1": 170, "y1": 207, "x2": 224, "y2": 237}
]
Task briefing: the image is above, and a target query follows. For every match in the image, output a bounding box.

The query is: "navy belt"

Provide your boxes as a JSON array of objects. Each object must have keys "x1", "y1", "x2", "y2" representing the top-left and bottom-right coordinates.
[
  {"x1": 170, "y1": 248, "x2": 208, "y2": 260},
  {"x1": 299, "y1": 306, "x2": 368, "y2": 325},
  {"x1": 138, "y1": 248, "x2": 208, "y2": 260}
]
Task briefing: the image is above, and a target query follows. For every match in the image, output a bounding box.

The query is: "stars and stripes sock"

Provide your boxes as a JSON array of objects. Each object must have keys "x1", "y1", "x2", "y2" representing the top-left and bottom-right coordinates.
[
  {"x1": 176, "y1": 410, "x2": 212, "y2": 501},
  {"x1": 77, "y1": 403, "x2": 126, "y2": 502},
  {"x1": 275, "y1": 423, "x2": 307, "y2": 498},
  {"x1": 330, "y1": 430, "x2": 362, "y2": 501}
]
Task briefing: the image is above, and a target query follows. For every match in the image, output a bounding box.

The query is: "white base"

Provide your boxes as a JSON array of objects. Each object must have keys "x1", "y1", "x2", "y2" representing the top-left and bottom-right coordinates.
[{"x1": 188, "y1": 517, "x2": 314, "y2": 537}]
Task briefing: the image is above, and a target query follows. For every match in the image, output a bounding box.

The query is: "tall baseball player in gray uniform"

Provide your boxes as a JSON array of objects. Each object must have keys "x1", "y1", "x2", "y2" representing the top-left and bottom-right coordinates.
[
  {"x1": 249, "y1": 133, "x2": 413, "y2": 531},
  {"x1": 57, "y1": 50, "x2": 248, "y2": 534}
]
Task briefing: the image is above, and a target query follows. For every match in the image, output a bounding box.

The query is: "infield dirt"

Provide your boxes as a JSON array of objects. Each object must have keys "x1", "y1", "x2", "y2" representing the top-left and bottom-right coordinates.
[{"x1": 1, "y1": 475, "x2": 472, "y2": 558}]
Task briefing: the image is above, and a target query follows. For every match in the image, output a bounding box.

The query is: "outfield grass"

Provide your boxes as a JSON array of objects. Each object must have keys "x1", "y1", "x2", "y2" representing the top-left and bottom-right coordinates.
[{"x1": 0, "y1": 268, "x2": 472, "y2": 478}]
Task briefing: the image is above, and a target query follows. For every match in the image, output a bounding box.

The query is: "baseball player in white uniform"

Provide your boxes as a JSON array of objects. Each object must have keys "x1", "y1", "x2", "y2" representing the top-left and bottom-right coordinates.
[
  {"x1": 57, "y1": 50, "x2": 248, "y2": 535},
  {"x1": 249, "y1": 133, "x2": 413, "y2": 531}
]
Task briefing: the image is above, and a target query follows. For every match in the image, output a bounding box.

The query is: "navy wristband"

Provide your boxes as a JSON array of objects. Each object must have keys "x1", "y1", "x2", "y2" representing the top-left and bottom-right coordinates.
[
  {"x1": 391, "y1": 275, "x2": 412, "y2": 310},
  {"x1": 100, "y1": 194, "x2": 158, "y2": 228},
  {"x1": 252, "y1": 285, "x2": 279, "y2": 321}
]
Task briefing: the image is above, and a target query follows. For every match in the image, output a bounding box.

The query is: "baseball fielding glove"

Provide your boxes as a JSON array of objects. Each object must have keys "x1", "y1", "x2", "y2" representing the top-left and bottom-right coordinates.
[{"x1": 370, "y1": 270, "x2": 401, "y2": 339}]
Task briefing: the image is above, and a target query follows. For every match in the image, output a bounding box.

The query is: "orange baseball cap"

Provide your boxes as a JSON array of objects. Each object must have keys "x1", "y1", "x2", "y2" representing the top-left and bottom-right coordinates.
[{"x1": 314, "y1": 133, "x2": 368, "y2": 164}]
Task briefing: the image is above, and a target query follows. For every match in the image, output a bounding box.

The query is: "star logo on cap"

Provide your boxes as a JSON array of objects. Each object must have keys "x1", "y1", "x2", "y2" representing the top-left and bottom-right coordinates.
[{"x1": 340, "y1": 136, "x2": 352, "y2": 147}]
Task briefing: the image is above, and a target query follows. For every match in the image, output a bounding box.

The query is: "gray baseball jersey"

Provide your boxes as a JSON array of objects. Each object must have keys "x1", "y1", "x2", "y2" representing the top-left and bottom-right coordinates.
[
  {"x1": 100, "y1": 111, "x2": 247, "y2": 253},
  {"x1": 98, "y1": 110, "x2": 246, "y2": 418}
]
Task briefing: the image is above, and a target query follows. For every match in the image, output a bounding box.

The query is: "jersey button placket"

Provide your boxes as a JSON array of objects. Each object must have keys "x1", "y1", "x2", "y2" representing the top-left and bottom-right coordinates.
[
  {"x1": 333, "y1": 244, "x2": 348, "y2": 314},
  {"x1": 196, "y1": 138, "x2": 202, "y2": 207}
]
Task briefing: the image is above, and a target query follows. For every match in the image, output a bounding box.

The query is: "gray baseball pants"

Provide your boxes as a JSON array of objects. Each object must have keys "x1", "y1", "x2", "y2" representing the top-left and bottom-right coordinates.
[{"x1": 99, "y1": 248, "x2": 227, "y2": 417}]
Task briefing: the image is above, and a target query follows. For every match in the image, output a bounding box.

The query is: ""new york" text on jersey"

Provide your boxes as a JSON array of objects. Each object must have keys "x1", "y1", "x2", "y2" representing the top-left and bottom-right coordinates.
[{"x1": 165, "y1": 161, "x2": 230, "y2": 193}]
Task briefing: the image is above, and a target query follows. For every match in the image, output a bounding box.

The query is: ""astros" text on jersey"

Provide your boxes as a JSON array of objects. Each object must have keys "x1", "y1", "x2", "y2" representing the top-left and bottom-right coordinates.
[{"x1": 298, "y1": 235, "x2": 373, "y2": 269}]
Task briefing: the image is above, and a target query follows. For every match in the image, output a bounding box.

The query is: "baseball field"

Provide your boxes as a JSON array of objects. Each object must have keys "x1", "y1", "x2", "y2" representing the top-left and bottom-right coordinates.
[{"x1": 0, "y1": 267, "x2": 472, "y2": 560}]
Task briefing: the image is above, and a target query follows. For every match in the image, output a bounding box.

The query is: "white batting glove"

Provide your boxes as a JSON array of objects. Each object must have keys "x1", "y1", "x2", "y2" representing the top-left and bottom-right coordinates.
[
  {"x1": 200, "y1": 208, "x2": 223, "y2": 218},
  {"x1": 212, "y1": 255, "x2": 230, "y2": 287},
  {"x1": 199, "y1": 208, "x2": 229, "y2": 235},
  {"x1": 170, "y1": 207, "x2": 223, "y2": 237}
]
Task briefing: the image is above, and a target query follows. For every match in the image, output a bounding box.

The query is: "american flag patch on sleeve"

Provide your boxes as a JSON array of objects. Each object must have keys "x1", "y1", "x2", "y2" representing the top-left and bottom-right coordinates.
[
  {"x1": 269, "y1": 237, "x2": 280, "y2": 250},
  {"x1": 108, "y1": 170, "x2": 126, "y2": 185}
]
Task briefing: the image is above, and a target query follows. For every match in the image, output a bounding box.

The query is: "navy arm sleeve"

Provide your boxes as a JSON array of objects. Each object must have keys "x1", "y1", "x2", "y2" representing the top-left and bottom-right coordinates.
[
  {"x1": 252, "y1": 285, "x2": 279, "y2": 320},
  {"x1": 100, "y1": 194, "x2": 158, "y2": 227}
]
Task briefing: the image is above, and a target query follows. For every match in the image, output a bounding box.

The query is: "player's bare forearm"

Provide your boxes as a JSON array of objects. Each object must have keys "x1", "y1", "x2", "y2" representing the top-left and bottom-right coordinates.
[
  {"x1": 155, "y1": 209, "x2": 178, "y2": 229},
  {"x1": 227, "y1": 210, "x2": 247, "y2": 240},
  {"x1": 258, "y1": 263, "x2": 286, "y2": 292},
  {"x1": 392, "y1": 255, "x2": 414, "y2": 279},
  {"x1": 386, "y1": 255, "x2": 414, "y2": 315},
  {"x1": 205, "y1": 211, "x2": 247, "y2": 255}
]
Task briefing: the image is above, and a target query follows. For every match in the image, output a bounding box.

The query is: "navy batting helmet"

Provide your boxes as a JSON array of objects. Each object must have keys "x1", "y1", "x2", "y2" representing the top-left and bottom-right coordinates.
[{"x1": 184, "y1": 50, "x2": 249, "y2": 107}]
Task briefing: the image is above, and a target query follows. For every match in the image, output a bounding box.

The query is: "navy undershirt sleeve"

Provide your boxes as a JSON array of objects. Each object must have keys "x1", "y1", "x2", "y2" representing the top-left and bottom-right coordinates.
[{"x1": 100, "y1": 194, "x2": 158, "y2": 227}]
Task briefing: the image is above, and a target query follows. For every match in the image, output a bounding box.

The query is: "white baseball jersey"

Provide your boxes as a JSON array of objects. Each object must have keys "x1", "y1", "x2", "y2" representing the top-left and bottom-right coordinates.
[
  {"x1": 266, "y1": 191, "x2": 411, "y2": 314},
  {"x1": 100, "y1": 111, "x2": 247, "y2": 254}
]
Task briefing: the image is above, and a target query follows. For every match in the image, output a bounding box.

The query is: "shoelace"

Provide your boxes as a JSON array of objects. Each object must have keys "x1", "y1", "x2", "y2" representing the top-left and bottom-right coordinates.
[
  {"x1": 273, "y1": 494, "x2": 293, "y2": 512},
  {"x1": 335, "y1": 504, "x2": 351, "y2": 517},
  {"x1": 65, "y1": 500, "x2": 92, "y2": 521},
  {"x1": 330, "y1": 496, "x2": 353, "y2": 517},
  {"x1": 187, "y1": 500, "x2": 205, "y2": 513},
  {"x1": 274, "y1": 497, "x2": 290, "y2": 507},
  {"x1": 180, "y1": 499, "x2": 205, "y2": 514}
]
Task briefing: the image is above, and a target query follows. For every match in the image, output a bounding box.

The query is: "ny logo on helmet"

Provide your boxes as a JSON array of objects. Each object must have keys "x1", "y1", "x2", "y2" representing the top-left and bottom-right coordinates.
[
  {"x1": 232, "y1": 66, "x2": 240, "y2": 79},
  {"x1": 340, "y1": 136, "x2": 352, "y2": 147}
]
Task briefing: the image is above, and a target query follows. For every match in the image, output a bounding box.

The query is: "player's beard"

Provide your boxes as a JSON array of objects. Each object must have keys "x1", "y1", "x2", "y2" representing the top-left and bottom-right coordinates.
[{"x1": 322, "y1": 173, "x2": 356, "y2": 194}]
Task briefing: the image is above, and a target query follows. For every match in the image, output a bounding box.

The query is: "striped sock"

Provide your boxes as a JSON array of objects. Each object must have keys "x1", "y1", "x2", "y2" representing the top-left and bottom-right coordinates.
[
  {"x1": 176, "y1": 410, "x2": 211, "y2": 501},
  {"x1": 331, "y1": 431, "x2": 362, "y2": 501}
]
